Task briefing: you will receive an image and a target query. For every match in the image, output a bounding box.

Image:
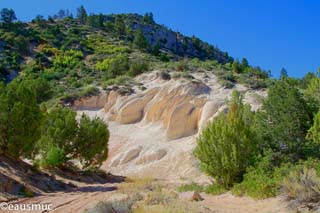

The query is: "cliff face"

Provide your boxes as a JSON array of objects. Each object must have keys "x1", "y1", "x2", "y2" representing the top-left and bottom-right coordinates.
[{"x1": 74, "y1": 71, "x2": 266, "y2": 181}]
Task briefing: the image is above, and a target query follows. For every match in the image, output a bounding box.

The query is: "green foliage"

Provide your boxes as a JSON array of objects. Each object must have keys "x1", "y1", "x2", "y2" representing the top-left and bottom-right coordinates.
[
  {"x1": 0, "y1": 8, "x2": 17, "y2": 25},
  {"x1": 77, "y1": 6, "x2": 88, "y2": 24},
  {"x1": 306, "y1": 75, "x2": 320, "y2": 107},
  {"x1": 53, "y1": 50, "x2": 84, "y2": 68},
  {"x1": 133, "y1": 30, "x2": 149, "y2": 50},
  {"x1": 128, "y1": 60, "x2": 149, "y2": 76},
  {"x1": 114, "y1": 16, "x2": 126, "y2": 36},
  {"x1": 103, "y1": 75, "x2": 134, "y2": 87},
  {"x1": 75, "y1": 114, "x2": 109, "y2": 168},
  {"x1": 177, "y1": 183, "x2": 204, "y2": 192},
  {"x1": 79, "y1": 85, "x2": 99, "y2": 97},
  {"x1": 307, "y1": 111, "x2": 320, "y2": 144},
  {"x1": 232, "y1": 154, "x2": 282, "y2": 199},
  {"x1": 177, "y1": 183, "x2": 226, "y2": 195},
  {"x1": 142, "y1": 12, "x2": 155, "y2": 24},
  {"x1": 0, "y1": 80, "x2": 41, "y2": 158},
  {"x1": 96, "y1": 54, "x2": 129, "y2": 78},
  {"x1": 40, "y1": 144, "x2": 66, "y2": 167},
  {"x1": 254, "y1": 78, "x2": 312, "y2": 162},
  {"x1": 194, "y1": 91, "x2": 256, "y2": 188},
  {"x1": 38, "y1": 107, "x2": 109, "y2": 169},
  {"x1": 38, "y1": 107, "x2": 78, "y2": 161},
  {"x1": 204, "y1": 184, "x2": 227, "y2": 195}
]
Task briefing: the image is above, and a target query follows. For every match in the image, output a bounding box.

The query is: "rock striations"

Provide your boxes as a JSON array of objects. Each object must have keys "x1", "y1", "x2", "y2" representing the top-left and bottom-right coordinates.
[{"x1": 74, "y1": 71, "x2": 266, "y2": 181}]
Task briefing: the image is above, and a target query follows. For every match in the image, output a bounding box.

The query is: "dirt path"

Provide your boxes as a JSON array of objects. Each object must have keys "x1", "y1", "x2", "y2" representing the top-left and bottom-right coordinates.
[
  {"x1": 4, "y1": 182, "x2": 119, "y2": 213},
  {"x1": 5, "y1": 185, "x2": 289, "y2": 213},
  {"x1": 200, "y1": 193, "x2": 288, "y2": 213}
]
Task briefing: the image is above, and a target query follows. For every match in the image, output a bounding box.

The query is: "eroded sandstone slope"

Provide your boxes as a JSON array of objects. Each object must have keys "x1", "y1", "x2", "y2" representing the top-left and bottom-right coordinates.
[{"x1": 74, "y1": 71, "x2": 266, "y2": 182}]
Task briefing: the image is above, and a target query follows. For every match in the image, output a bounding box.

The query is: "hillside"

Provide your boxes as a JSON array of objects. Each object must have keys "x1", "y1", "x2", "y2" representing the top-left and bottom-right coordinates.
[
  {"x1": 0, "y1": 10, "x2": 269, "y2": 106},
  {"x1": 1, "y1": 6, "x2": 320, "y2": 213}
]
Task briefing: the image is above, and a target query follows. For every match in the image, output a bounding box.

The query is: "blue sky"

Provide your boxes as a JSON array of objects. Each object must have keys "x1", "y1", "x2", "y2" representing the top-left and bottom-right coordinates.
[{"x1": 1, "y1": 0, "x2": 319, "y2": 77}]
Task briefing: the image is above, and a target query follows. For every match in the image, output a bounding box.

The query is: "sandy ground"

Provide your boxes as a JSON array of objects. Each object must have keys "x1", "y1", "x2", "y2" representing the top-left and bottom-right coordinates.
[{"x1": 5, "y1": 184, "x2": 289, "y2": 213}]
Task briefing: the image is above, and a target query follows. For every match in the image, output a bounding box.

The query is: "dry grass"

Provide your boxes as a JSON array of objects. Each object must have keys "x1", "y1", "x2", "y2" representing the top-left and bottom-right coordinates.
[
  {"x1": 283, "y1": 167, "x2": 320, "y2": 210},
  {"x1": 117, "y1": 177, "x2": 157, "y2": 194},
  {"x1": 87, "y1": 176, "x2": 203, "y2": 213}
]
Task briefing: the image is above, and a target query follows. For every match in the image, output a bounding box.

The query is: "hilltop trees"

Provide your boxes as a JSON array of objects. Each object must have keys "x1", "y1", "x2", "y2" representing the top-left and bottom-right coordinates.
[
  {"x1": 77, "y1": 5, "x2": 88, "y2": 24},
  {"x1": 133, "y1": 30, "x2": 149, "y2": 50},
  {"x1": 195, "y1": 91, "x2": 256, "y2": 187},
  {"x1": 143, "y1": 12, "x2": 155, "y2": 24},
  {"x1": 0, "y1": 8, "x2": 17, "y2": 28},
  {"x1": 115, "y1": 16, "x2": 126, "y2": 36}
]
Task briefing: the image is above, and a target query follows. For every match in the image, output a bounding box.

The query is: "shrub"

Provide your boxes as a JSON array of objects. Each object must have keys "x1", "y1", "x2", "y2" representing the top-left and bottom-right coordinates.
[
  {"x1": 175, "y1": 60, "x2": 189, "y2": 72},
  {"x1": 283, "y1": 167, "x2": 320, "y2": 203},
  {"x1": 254, "y1": 78, "x2": 313, "y2": 162},
  {"x1": 38, "y1": 108, "x2": 109, "y2": 169},
  {"x1": 40, "y1": 144, "x2": 66, "y2": 167},
  {"x1": 194, "y1": 91, "x2": 256, "y2": 188},
  {"x1": 96, "y1": 54, "x2": 129, "y2": 78},
  {"x1": 37, "y1": 107, "x2": 78, "y2": 166},
  {"x1": 75, "y1": 114, "x2": 109, "y2": 168},
  {"x1": 128, "y1": 60, "x2": 149, "y2": 76},
  {"x1": 177, "y1": 183, "x2": 204, "y2": 192},
  {"x1": 103, "y1": 75, "x2": 134, "y2": 87},
  {"x1": 0, "y1": 80, "x2": 41, "y2": 158},
  {"x1": 307, "y1": 111, "x2": 320, "y2": 144},
  {"x1": 218, "y1": 79, "x2": 234, "y2": 89},
  {"x1": 79, "y1": 85, "x2": 99, "y2": 97},
  {"x1": 87, "y1": 193, "x2": 143, "y2": 213},
  {"x1": 232, "y1": 164, "x2": 280, "y2": 199},
  {"x1": 204, "y1": 184, "x2": 227, "y2": 195},
  {"x1": 53, "y1": 50, "x2": 83, "y2": 68}
]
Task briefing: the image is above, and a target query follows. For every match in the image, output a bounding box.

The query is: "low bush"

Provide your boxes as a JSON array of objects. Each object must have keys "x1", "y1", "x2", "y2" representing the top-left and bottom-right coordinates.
[
  {"x1": 177, "y1": 183, "x2": 204, "y2": 193},
  {"x1": 103, "y1": 75, "x2": 134, "y2": 87},
  {"x1": 177, "y1": 183, "x2": 226, "y2": 195},
  {"x1": 129, "y1": 60, "x2": 149, "y2": 76},
  {"x1": 87, "y1": 193, "x2": 143, "y2": 213},
  {"x1": 283, "y1": 167, "x2": 320, "y2": 203},
  {"x1": 204, "y1": 184, "x2": 227, "y2": 195},
  {"x1": 79, "y1": 85, "x2": 99, "y2": 97}
]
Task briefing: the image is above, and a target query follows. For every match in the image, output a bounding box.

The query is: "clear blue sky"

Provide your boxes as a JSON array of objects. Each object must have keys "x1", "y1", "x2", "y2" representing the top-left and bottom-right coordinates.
[{"x1": 1, "y1": 0, "x2": 319, "y2": 77}]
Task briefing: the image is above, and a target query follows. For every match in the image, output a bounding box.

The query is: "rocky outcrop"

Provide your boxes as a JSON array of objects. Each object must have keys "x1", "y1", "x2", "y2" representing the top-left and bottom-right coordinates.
[
  {"x1": 76, "y1": 71, "x2": 266, "y2": 181},
  {"x1": 75, "y1": 71, "x2": 266, "y2": 141},
  {"x1": 73, "y1": 93, "x2": 109, "y2": 109}
]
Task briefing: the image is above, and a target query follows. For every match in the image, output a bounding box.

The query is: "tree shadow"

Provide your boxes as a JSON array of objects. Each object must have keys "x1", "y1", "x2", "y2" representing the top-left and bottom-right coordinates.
[{"x1": 48, "y1": 165, "x2": 126, "y2": 184}]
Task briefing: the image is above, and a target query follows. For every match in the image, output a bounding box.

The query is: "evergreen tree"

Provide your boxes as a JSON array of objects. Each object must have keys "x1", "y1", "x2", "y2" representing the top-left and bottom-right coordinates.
[
  {"x1": 306, "y1": 73, "x2": 320, "y2": 106},
  {"x1": 75, "y1": 114, "x2": 109, "y2": 168},
  {"x1": 194, "y1": 91, "x2": 256, "y2": 188},
  {"x1": 115, "y1": 16, "x2": 126, "y2": 36},
  {"x1": 254, "y1": 78, "x2": 312, "y2": 161},
  {"x1": 0, "y1": 8, "x2": 17, "y2": 27},
  {"x1": 232, "y1": 59, "x2": 242, "y2": 73},
  {"x1": 280, "y1": 67, "x2": 288, "y2": 79},
  {"x1": 77, "y1": 5, "x2": 88, "y2": 24},
  {"x1": 307, "y1": 111, "x2": 320, "y2": 144},
  {"x1": 133, "y1": 30, "x2": 149, "y2": 50},
  {"x1": 0, "y1": 81, "x2": 41, "y2": 158},
  {"x1": 143, "y1": 12, "x2": 155, "y2": 24},
  {"x1": 241, "y1": 57, "x2": 249, "y2": 69}
]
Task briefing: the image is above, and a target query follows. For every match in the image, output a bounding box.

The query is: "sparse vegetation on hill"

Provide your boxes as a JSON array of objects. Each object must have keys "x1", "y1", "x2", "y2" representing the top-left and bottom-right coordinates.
[{"x1": 1, "y1": 5, "x2": 320, "y2": 212}]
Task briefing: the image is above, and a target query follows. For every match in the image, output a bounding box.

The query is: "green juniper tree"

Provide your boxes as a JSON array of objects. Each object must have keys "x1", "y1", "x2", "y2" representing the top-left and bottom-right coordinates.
[{"x1": 194, "y1": 91, "x2": 256, "y2": 188}]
